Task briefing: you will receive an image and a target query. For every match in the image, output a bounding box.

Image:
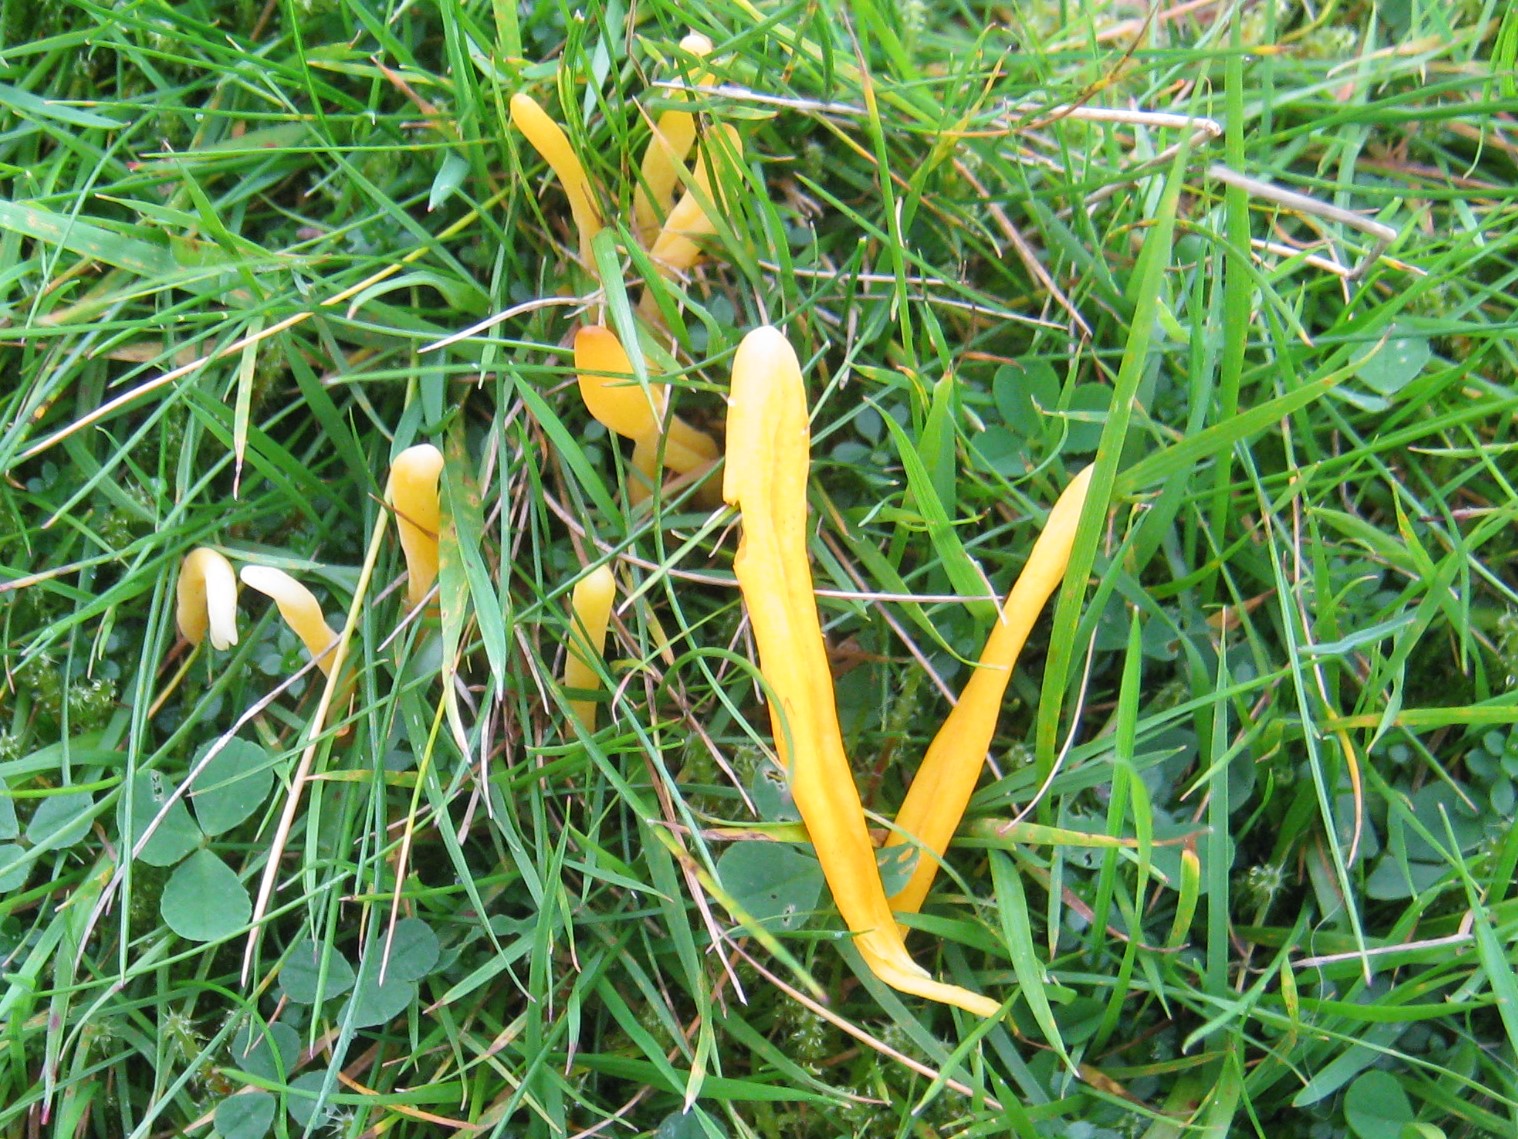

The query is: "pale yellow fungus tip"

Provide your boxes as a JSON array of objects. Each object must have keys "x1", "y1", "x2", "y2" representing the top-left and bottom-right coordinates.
[
  {"x1": 646, "y1": 123, "x2": 743, "y2": 279},
  {"x1": 634, "y1": 32, "x2": 718, "y2": 242},
  {"x1": 387, "y1": 444, "x2": 444, "y2": 609},
  {"x1": 238, "y1": 565, "x2": 341, "y2": 676},
  {"x1": 564, "y1": 564, "x2": 617, "y2": 730},
  {"x1": 177, "y1": 547, "x2": 239, "y2": 651}
]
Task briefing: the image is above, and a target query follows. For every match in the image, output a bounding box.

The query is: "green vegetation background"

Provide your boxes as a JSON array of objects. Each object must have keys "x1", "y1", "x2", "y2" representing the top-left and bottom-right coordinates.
[{"x1": 3, "y1": 0, "x2": 1517, "y2": 1136}]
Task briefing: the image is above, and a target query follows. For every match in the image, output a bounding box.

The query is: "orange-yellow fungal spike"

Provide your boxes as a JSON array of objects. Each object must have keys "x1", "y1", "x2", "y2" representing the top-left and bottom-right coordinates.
[
  {"x1": 888, "y1": 464, "x2": 1095, "y2": 917},
  {"x1": 574, "y1": 325, "x2": 720, "y2": 504},
  {"x1": 574, "y1": 324, "x2": 669, "y2": 440}
]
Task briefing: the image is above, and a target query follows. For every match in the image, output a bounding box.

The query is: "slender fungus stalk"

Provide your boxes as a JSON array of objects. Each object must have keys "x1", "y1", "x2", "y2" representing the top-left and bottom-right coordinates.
[
  {"x1": 633, "y1": 32, "x2": 715, "y2": 244},
  {"x1": 646, "y1": 123, "x2": 743, "y2": 281},
  {"x1": 563, "y1": 564, "x2": 616, "y2": 730},
  {"x1": 510, "y1": 92, "x2": 604, "y2": 268},
  {"x1": 888, "y1": 464, "x2": 1095, "y2": 918},
  {"x1": 629, "y1": 436, "x2": 659, "y2": 506},
  {"x1": 386, "y1": 444, "x2": 445, "y2": 609},
  {"x1": 725, "y1": 325, "x2": 999, "y2": 1018},
  {"x1": 239, "y1": 566, "x2": 342, "y2": 676},
  {"x1": 176, "y1": 548, "x2": 240, "y2": 651}
]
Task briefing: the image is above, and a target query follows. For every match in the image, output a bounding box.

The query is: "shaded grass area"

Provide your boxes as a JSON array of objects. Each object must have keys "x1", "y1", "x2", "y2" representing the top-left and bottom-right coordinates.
[{"x1": 3, "y1": 0, "x2": 1518, "y2": 1136}]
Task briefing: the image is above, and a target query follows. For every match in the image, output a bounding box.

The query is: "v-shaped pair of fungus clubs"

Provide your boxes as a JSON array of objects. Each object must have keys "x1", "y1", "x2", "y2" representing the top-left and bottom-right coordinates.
[
  {"x1": 726, "y1": 326, "x2": 1094, "y2": 1018},
  {"x1": 175, "y1": 445, "x2": 445, "y2": 677},
  {"x1": 509, "y1": 33, "x2": 742, "y2": 302}
]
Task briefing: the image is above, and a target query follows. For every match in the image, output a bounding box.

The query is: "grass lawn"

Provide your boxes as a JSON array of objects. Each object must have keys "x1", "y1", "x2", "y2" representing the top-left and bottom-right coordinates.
[{"x1": 4, "y1": 0, "x2": 1518, "y2": 1136}]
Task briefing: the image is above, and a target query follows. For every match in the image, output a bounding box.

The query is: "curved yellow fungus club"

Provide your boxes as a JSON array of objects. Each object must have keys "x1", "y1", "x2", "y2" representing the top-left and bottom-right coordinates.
[
  {"x1": 176, "y1": 547, "x2": 240, "y2": 651},
  {"x1": 239, "y1": 565, "x2": 341, "y2": 676},
  {"x1": 386, "y1": 443, "x2": 444, "y2": 609},
  {"x1": 574, "y1": 325, "x2": 718, "y2": 469},
  {"x1": 724, "y1": 325, "x2": 999, "y2": 1018},
  {"x1": 510, "y1": 92, "x2": 604, "y2": 268},
  {"x1": 647, "y1": 123, "x2": 743, "y2": 279},
  {"x1": 633, "y1": 31, "x2": 716, "y2": 243},
  {"x1": 574, "y1": 324, "x2": 668, "y2": 440},
  {"x1": 889, "y1": 464, "x2": 1095, "y2": 918},
  {"x1": 564, "y1": 564, "x2": 616, "y2": 730}
]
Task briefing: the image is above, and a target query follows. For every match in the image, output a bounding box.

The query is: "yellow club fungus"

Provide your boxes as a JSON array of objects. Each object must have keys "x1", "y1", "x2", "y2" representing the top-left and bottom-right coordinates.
[
  {"x1": 633, "y1": 32, "x2": 716, "y2": 244},
  {"x1": 563, "y1": 564, "x2": 617, "y2": 730},
  {"x1": 386, "y1": 443, "x2": 445, "y2": 609},
  {"x1": 176, "y1": 547, "x2": 240, "y2": 651},
  {"x1": 888, "y1": 464, "x2": 1095, "y2": 917},
  {"x1": 238, "y1": 565, "x2": 342, "y2": 676},
  {"x1": 510, "y1": 91, "x2": 604, "y2": 269},
  {"x1": 646, "y1": 122, "x2": 743, "y2": 281},
  {"x1": 724, "y1": 325, "x2": 999, "y2": 1018},
  {"x1": 574, "y1": 324, "x2": 720, "y2": 503}
]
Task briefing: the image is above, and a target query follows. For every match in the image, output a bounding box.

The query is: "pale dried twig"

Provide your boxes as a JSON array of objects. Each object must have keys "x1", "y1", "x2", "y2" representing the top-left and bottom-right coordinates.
[{"x1": 1208, "y1": 163, "x2": 1400, "y2": 279}]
